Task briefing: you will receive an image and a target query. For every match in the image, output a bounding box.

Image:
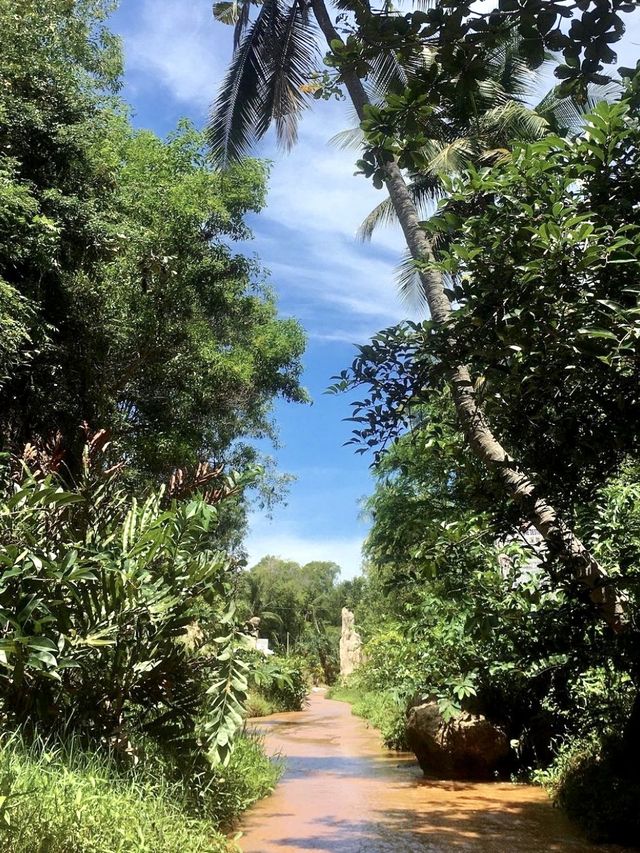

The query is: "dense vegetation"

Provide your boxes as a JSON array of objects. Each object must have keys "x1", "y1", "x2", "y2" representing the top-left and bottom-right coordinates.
[
  {"x1": 211, "y1": 0, "x2": 640, "y2": 845},
  {"x1": 0, "y1": 0, "x2": 305, "y2": 495},
  {"x1": 238, "y1": 555, "x2": 363, "y2": 684},
  {"x1": 2, "y1": 0, "x2": 640, "y2": 848},
  {"x1": 0, "y1": 0, "x2": 308, "y2": 849}
]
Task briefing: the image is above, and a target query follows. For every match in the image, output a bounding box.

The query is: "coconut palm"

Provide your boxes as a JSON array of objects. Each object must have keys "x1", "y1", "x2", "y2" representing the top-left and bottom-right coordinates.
[
  {"x1": 208, "y1": 0, "x2": 623, "y2": 630},
  {"x1": 347, "y1": 42, "x2": 619, "y2": 308}
]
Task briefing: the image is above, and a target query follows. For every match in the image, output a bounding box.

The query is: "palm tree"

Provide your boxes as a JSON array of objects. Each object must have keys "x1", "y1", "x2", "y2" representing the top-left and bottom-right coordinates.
[
  {"x1": 346, "y1": 42, "x2": 618, "y2": 308},
  {"x1": 208, "y1": 0, "x2": 623, "y2": 631},
  {"x1": 346, "y1": 38, "x2": 553, "y2": 307}
]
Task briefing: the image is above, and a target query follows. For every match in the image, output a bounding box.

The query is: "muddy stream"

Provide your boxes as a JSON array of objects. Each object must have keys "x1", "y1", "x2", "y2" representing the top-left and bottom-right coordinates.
[{"x1": 238, "y1": 690, "x2": 623, "y2": 853}]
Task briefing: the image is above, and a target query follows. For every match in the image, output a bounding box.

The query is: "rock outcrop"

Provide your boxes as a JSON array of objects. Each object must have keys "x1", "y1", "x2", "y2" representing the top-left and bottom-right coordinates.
[
  {"x1": 339, "y1": 607, "x2": 363, "y2": 677},
  {"x1": 406, "y1": 700, "x2": 509, "y2": 779}
]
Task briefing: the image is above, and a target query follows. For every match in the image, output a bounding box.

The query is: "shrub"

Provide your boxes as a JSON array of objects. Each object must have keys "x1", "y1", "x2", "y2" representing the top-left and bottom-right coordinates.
[
  {"x1": 534, "y1": 735, "x2": 640, "y2": 845},
  {"x1": 250, "y1": 654, "x2": 309, "y2": 712},
  {"x1": 0, "y1": 468, "x2": 255, "y2": 765},
  {"x1": 192, "y1": 733, "x2": 283, "y2": 827},
  {"x1": 245, "y1": 691, "x2": 275, "y2": 718}
]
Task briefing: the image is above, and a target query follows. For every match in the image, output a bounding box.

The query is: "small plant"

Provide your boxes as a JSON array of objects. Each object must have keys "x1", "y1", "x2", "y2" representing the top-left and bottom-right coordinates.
[{"x1": 244, "y1": 691, "x2": 275, "y2": 718}]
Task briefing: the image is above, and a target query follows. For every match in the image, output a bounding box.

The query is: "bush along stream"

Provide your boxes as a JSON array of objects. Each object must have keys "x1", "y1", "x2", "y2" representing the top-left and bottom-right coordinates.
[{"x1": 0, "y1": 449, "x2": 301, "y2": 851}]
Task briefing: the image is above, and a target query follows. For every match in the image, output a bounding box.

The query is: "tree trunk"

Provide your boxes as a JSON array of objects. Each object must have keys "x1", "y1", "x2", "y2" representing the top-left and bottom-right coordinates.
[{"x1": 311, "y1": 0, "x2": 625, "y2": 632}]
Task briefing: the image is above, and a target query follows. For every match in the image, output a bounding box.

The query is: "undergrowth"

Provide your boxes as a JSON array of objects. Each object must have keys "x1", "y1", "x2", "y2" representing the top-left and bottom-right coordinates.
[
  {"x1": 0, "y1": 731, "x2": 282, "y2": 853},
  {"x1": 245, "y1": 690, "x2": 276, "y2": 718},
  {"x1": 534, "y1": 735, "x2": 640, "y2": 845}
]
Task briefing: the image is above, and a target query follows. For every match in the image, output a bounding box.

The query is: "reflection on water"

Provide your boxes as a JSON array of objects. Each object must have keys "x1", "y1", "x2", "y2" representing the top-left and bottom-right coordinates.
[{"x1": 238, "y1": 692, "x2": 623, "y2": 853}]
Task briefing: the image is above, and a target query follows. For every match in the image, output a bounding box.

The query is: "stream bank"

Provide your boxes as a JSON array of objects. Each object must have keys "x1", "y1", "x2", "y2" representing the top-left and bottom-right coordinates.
[{"x1": 238, "y1": 690, "x2": 624, "y2": 852}]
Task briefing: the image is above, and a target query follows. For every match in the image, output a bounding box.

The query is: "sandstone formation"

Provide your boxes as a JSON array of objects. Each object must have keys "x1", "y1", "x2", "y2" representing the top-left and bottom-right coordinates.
[
  {"x1": 406, "y1": 700, "x2": 509, "y2": 779},
  {"x1": 339, "y1": 607, "x2": 363, "y2": 677}
]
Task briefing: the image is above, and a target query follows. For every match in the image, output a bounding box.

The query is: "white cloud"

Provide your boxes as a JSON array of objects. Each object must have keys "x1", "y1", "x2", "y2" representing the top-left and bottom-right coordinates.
[
  {"x1": 122, "y1": 0, "x2": 223, "y2": 109},
  {"x1": 253, "y1": 107, "x2": 412, "y2": 337}
]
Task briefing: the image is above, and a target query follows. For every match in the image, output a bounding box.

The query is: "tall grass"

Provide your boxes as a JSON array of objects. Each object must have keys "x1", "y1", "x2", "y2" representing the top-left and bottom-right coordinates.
[{"x1": 0, "y1": 731, "x2": 282, "y2": 853}]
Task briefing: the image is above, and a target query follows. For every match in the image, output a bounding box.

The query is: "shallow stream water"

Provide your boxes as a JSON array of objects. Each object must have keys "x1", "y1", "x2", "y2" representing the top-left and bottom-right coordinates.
[{"x1": 238, "y1": 690, "x2": 623, "y2": 853}]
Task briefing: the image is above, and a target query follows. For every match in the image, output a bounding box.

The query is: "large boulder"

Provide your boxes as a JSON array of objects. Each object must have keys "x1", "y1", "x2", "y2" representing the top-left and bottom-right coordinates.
[{"x1": 406, "y1": 700, "x2": 509, "y2": 779}]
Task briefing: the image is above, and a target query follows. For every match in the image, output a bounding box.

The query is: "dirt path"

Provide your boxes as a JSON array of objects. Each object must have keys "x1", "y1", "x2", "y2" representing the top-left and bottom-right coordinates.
[{"x1": 238, "y1": 690, "x2": 622, "y2": 853}]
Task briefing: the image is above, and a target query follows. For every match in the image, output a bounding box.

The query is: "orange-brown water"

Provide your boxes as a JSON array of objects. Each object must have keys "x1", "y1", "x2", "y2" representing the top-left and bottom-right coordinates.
[{"x1": 238, "y1": 690, "x2": 624, "y2": 853}]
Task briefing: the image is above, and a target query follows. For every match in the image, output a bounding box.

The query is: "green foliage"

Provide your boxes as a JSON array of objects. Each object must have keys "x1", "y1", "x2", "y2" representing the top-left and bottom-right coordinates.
[
  {"x1": 238, "y1": 556, "x2": 352, "y2": 683},
  {"x1": 419, "y1": 98, "x2": 640, "y2": 511},
  {"x1": 0, "y1": 460, "x2": 262, "y2": 766},
  {"x1": 205, "y1": 633, "x2": 253, "y2": 766},
  {"x1": 0, "y1": 735, "x2": 232, "y2": 853},
  {"x1": 188, "y1": 732, "x2": 283, "y2": 828},
  {"x1": 340, "y1": 387, "x2": 640, "y2": 782},
  {"x1": 0, "y1": 0, "x2": 306, "y2": 491},
  {"x1": 339, "y1": 93, "x2": 640, "y2": 519},
  {"x1": 0, "y1": 729, "x2": 281, "y2": 852},
  {"x1": 244, "y1": 691, "x2": 275, "y2": 718},
  {"x1": 250, "y1": 654, "x2": 309, "y2": 712},
  {"x1": 534, "y1": 736, "x2": 640, "y2": 845}
]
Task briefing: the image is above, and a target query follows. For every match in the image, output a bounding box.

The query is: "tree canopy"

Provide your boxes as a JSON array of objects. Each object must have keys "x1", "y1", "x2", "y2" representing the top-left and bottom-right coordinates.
[{"x1": 0, "y1": 0, "x2": 306, "y2": 489}]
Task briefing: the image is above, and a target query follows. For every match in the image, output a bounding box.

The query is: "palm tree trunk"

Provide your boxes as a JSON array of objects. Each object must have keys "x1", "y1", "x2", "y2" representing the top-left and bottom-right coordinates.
[{"x1": 311, "y1": 0, "x2": 625, "y2": 632}]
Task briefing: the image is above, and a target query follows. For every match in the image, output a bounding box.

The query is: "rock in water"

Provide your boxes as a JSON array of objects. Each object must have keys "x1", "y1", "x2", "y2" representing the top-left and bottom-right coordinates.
[
  {"x1": 339, "y1": 607, "x2": 363, "y2": 677},
  {"x1": 406, "y1": 701, "x2": 509, "y2": 779}
]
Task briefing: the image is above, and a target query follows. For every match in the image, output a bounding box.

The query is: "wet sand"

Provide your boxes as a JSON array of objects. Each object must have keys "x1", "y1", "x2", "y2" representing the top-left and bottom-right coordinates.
[{"x1": 238, "y1": 690, "x2": 622, "y2": 853}]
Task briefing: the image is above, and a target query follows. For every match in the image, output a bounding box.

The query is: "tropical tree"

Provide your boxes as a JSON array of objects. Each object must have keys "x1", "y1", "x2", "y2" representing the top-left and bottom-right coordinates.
[
  {"x1": 352, "y1": 45, "x2": 617, "y2": 305},
  {"x1": 336, "y1": 93, "x2": 640, "y2": 765},
  {"x1": 209, "y1": 0, "x2": 632, "y2": 630},
  {"x1": 238, "y1": 555, "x2": 347, "y2": 680},
  {"x1": 0, "y1": 0, "x2": 306, "y2": 499}
]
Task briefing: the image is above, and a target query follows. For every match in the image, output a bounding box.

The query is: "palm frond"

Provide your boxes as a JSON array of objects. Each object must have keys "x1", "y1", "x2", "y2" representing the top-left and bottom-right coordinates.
[
  {"x1": 208, "y1": 0, "x2": 318, "y2": 163},
  {"x1": 268, "y1": 0, "x2": 319, "y2": 151},
  {"x1": 423, "y1": 136, "x2": 475, "y2": 175},
  {"x1": 234, "y1": 0, "x2": 254, "y2": 48},
  {"x1": 213, "y1": 0, "x2": 241, "y2": 25},
  {"x1": 329, "y1": 126, "x2": 363, "y2": 150},
  {"x1": 395, "y1": 249, "x2": 426, "y2": 311},
  {"x1": 480, "y1": 100, "x2": 549, "y2": 142},
  {"x1": 358, "y1": 174, "x2": 440, "y2": 242},
  {"x1": 212, "y1": 0, "x2": 258, "y2": 48},
  {"x1": 485, "y1": 36, "x2": 542, "y2": 102},
  {"x1": 357, "y1": 196, "x2": 397, "y2": 242},
  {"x1": 208, "y1": 0, "x2": 278, "y2": 165},
  {"x1": 367, "y1": 50, "x2": 408, "y2": 101},
  {"x1": 536, "y1": 81, "x2": 621, "y2": 136}
]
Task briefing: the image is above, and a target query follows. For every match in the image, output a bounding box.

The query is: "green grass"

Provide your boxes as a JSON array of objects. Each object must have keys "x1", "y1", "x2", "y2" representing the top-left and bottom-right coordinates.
[
  {"x1": 0, "y1": 731, "x2": 282, "y2": 853},
  {"x1": 327, "y1": 684, "x2": 408, "y2": 750},
  {"x1": 245, "y1": 690, "x2": 276, "y2": 718}
]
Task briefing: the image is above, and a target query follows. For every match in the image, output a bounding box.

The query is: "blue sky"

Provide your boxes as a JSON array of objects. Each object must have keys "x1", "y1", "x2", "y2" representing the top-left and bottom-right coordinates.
[
  {"x1": 110, "y1": 1, "x2": 639, "y2": 579},
  {"x1": 110, "y1": 0, "x2": 411, "y2": 578}
]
